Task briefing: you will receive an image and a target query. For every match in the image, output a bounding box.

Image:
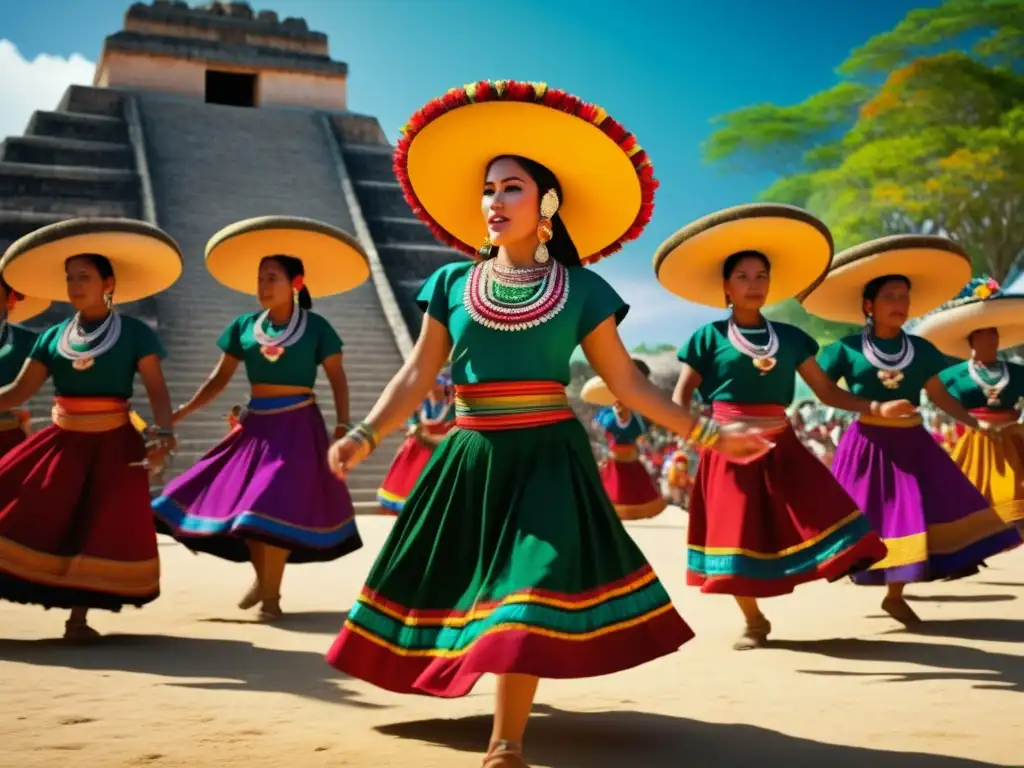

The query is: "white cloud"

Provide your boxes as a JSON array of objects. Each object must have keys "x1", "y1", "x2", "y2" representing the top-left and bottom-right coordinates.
[{"x1": 0, "y1": 39, "x2": 95, "y2": 140}]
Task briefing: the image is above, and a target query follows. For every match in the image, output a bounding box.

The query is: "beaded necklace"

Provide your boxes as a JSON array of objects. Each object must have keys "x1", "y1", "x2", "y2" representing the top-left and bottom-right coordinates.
[
  {"x1": 253, "y1": 307, "x2": 308, "y2": 362},
  {"x1": 727, "y1": 317, "x2": 779, "y2": 374},
  {"x1": 968, "y1": 359, "x2": 1010, "y2": 406},
  {"x1": 58, "y1": 311, "x2": 122, "y2": 371},
  {"x1": 464, "y1": 259, "x2": 569, "y2": 332},
  {"x1": 861, "y1": 327, "x2": 915, "y2": 390}
]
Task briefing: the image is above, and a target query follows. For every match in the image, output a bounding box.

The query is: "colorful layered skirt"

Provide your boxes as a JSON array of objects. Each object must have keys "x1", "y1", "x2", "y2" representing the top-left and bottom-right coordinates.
[
  {"x1": 377, "y1": 421, "x2": 455, "y2": 515},
  {"x1": 687, "y1": 403, "x2": 886, "y2": 598},
  {"x1": 832, "y1": 414, "x2": 1022, "y2": 584},
  {"x1": 599, "y1": 443, "x2": 667, "y2": 520},
  {"x1": 0, "y1": 410, "x2": 30, "y2": 459},
  {"x1": 153, "y1": 394, "x2": 361, "y2": 563},
  {"x1": 950, "y1": 409, "x2": 1024, "y2": 532},
  {"x1": 326, "y1": 381, "x2": 694, "y2": 698},
  {"x1": 0, "y1": 398, "x2": 159, "y2": 610}
]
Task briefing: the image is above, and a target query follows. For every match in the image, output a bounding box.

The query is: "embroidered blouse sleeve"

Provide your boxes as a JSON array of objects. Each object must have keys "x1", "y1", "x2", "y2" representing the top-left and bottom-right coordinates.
[
  {"x1": 677, "y1": 324, "x2": 712, "y2": 376},
  {"x1": 416, "y1": 263, "x2": 464, "y2": 328},
  {"x1": 27, "y1": 325, "x2": 60, "y2": 370},
  {"x1": 578, "y1": 271, "x2": 629, "y2": 343},
  {"x1": 314, "y1": 314, "x2": 344, "y2": 363},
  {"x1": 216, "y1": 317, "x2": 245, "y2": 359}
]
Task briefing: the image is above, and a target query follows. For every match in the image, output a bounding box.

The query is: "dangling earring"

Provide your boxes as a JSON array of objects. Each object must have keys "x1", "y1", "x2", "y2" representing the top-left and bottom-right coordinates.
[
  {"x1": 104, "y1": 291, "x2": 114, "y2": 310},
  {"x1": 534, "y1": 189, "x2": 560, "y2": 265},
  {"x1": 478, "y1": 236, "x2": 494, "y2": 260},
  {"x1": 293, "y1": 287, "x2": 299, "y2": 305}
]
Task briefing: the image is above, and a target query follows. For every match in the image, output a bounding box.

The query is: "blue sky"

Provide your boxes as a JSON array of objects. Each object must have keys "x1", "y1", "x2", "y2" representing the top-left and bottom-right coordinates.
[{"x1": 1, "y1": 0, "x2": 938, "y2": 347}]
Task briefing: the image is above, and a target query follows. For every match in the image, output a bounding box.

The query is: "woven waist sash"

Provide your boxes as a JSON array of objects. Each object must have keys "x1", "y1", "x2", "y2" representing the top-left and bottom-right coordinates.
[
  {"x1": 610, "y1": 444, "x2": 640, "y2": 462},
  {"x1": 52, "y1": 397, "x2": 131, "y2": 433},
  {"x1": 858, "y1": 413, "x2": 923, "y2": 428},
  {"x1": 711, "y1": 402, "x2": 790, "y2": 436},
  {"x1": 454, "y1": 381, "x2": 575, "y2": 431}
]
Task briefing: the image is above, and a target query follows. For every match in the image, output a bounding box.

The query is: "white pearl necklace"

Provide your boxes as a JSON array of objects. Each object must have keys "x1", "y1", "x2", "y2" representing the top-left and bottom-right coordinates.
[
  {"x1": 968, "y1": 359, "x2": 1010, "y2": 406},
  {"x1": 58, "y1": 311, "x2": 122, "y2": 371},
  {"x1": 727, "y1": 317, "x2": 779, "y2": 374},
  {"x1": 253, "y1": 307, "x2": 307, "y2": 362},
  {"x1": 862, "y1": 327, "x2": 915, "y2": 390}
]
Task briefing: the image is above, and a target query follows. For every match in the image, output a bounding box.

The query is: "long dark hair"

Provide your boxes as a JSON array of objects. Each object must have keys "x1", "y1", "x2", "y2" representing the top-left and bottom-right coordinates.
[
  {"x1": 0, "y1": 275, "x2": 22, "y2": 304},
  {"x1": 485, "y1": 154, "x2": 582, "y2": 268},
  {"x1": 261, "y1": 255, "x2": 313, "y2": 309},
  {"x1": 862, "y1": 274, "x2": 911, "y2": 320}
]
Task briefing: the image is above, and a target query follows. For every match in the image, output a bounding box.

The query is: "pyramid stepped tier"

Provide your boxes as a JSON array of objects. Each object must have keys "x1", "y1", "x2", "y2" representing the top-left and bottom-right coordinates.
[
  {"x1": 0, "y1": 85, "x2": 157, "y2": 336},
  {"x1": 336, "y1": 139, "x2": 465, "y2": 337}
]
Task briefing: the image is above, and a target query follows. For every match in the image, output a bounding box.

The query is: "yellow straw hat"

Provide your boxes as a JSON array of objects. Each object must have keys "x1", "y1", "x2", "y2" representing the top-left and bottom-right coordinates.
[
  {"x1": 0, "y1": 218, "x2": 182, "y2": 304},
  {"x1": 799, "y1": 234, "x2": 971, "y2": 324},
  {"x1": 912, "y1": 276, "x2": 1024, "y2": 359},
  {"x1": 653, "y1": 203, "x2": 833, "y2": 308},
  {"x1": 2, "y1": 288, "x2": 49, "y2": 324},
  {"x1": 581, "y1": 376, "x2": 617, "y2": 407},
  {"x1": 395, "y1": 80, "x2": 657, "y2": 265},
  {"x1": 205, "y1": 216, "x2": 369, "y2": 297}
]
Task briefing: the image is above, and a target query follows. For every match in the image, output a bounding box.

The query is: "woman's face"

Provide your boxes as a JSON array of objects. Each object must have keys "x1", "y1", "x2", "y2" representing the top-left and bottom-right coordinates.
[
  {"x1": 65, "y1": 257, "x2": 114, "y2": 312},
  {"x1": 724, "y1": 256, "x2": 770, "y2": 311},
  {"x1": 865, "y1": 279, "x2": 910, "y2": 327},
  {"x1": 969, "y1": 327, "x2": 999, "y2": 359},
  {"x1": 257, "y1": 259, "x2": 294, "y2": 310},
  {"x1": 482, "y1": 157, "x2": 540, "y2": 247}
]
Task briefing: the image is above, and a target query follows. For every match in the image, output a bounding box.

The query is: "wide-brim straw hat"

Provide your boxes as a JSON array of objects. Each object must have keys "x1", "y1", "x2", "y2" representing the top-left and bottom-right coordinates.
[
  {"x1": 581, "y1": 376, "x2": 617, "y2": 407},
  {"x1": 799, "y1": 234, "x2": 971, "y2": 324},
  {"x1": 205, "y1": 216, "x2": 369, "y2": 297},
  {"x1": 653, "y1": 203, "x2": 833, "y2": 308},
  {"x1": 913, "y1": 291, "x2": 1024, "y2": 360},
  {"x1": 394, "y1": 79, "x2": 657, "y2": 266},
  {"x1": 0, "y1": 217, "x2": 182, "y2": 304},
  {"x1": 5, "y1": 293, "x2": 50, "y2": 324}
]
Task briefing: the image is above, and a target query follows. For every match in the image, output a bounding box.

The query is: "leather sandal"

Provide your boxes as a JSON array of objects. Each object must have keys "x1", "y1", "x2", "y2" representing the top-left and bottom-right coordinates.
[
  {"x1": 733, "y1": 615, "x2": 771, "y2": 651},
  {"x1": 482, "y1": 740, "x2": 529, "y2": 767},
  {"x1": 238, "y1": 579, "x2": 261, "y2": 610},
  {"x1": 63, "y1": 619, "x2": 101, "y2": 644},
  {"x1": 258, "y1": 596, "x2": 283, "y2": 623}
]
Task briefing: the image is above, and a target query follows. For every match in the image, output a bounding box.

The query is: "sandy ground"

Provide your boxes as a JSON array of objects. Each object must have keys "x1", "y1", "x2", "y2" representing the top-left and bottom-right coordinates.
[{"x1": 1, "y1": 507, "x2": 1022, "y2": 768}]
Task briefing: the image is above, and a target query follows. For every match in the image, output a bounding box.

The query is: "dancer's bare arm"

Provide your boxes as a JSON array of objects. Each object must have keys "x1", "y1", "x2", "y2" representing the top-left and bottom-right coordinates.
[
  {"x1": 173, "y1": 354, "x2": 240, "y2": 423},
  {"x1": 0, "y1": 360, "x2": 48, "y2": 411}
]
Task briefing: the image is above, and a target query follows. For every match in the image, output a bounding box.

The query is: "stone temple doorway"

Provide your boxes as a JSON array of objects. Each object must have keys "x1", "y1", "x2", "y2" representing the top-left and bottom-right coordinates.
[{"x1": 205, "y1": 70, "x2": 257, "y2": 107}]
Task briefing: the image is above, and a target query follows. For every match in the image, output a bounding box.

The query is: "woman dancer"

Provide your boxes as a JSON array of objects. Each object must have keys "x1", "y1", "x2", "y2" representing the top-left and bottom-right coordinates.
[
  {"x1": 655, "y1": 204, "x2": 891, "y2": 649},
  {"x1": 801, "y1": 235, "x2": 1022, "y2": 624},
  {"x1": 0, "y1": 218, "x2": 180, "y2": 640},
  {"x1": 153, "y1": 216, "x2": 365, "y2": 621},
  {"x1": 0, "y1": 276, "x2": 49, "y2": 457},
  {"x1": 377, "y1": 370, "x2": 455, "y2": 515},
  {"x1": 582, "y1": 368, "x2": 668, "y2": 520},
  {"x1": 324, "y1": 80, "x2": 768, "y2": 767},
  {"x1": 914, "y1": 277, "x2": 1024, "y2": 532}
]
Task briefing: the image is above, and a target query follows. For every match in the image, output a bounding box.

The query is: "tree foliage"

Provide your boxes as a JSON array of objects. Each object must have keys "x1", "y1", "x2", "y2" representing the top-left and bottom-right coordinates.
[{"x1": 704, "y1": 0, "x2": 1024, "y2": 342}]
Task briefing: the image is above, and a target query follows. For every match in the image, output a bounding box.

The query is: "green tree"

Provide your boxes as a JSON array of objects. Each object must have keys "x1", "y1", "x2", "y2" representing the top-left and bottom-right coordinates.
[{"x1": 704, "y1": 0, "x2": 1023, "y2": 341}]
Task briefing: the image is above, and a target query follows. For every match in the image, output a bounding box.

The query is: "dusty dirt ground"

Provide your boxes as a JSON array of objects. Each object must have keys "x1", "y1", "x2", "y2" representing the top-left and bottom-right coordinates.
[{"x1": 1, "y1": 508, "x2": 1022, "y2": 767}]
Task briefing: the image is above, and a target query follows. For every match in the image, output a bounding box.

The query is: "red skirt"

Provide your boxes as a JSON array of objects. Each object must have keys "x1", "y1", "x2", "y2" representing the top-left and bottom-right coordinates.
[
  {"x1": 687, "y1": 404, "x2": 886, "y2": 598},
  {"x1": 0, "y1": 422, "x2": 159, "y2": 611},
  {"x1": 377, "y1": 424, "x2": 453, "y2": 515},
  {"x1": 0, "y1": 426, "x2": 26, "y2": 459},
  {"x1": 600, "y1": 445, "x2": 666, "y2": 520}
]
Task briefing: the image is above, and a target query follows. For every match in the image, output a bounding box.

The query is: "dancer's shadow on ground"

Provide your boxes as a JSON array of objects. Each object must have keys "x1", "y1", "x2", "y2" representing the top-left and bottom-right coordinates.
[
  {"x1": 200, "y1": 611, "x2": 348, "y2": 634},
  {"x1": 377, "y1": 704, "x2": 1001, "y2": 767},
  {"x1": 0, "y1": 633, "x2": 380, "y2": 708},
  {"x1": 771, "y1": 625, "x2": 1024, "y2": 692},
  {"x1": 906, "y1": 593, "x2": 1016, "y2": 604}
]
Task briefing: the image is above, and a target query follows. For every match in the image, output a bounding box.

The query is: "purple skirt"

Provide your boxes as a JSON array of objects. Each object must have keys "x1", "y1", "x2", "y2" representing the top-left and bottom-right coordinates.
[
  {"x1": 153, "y1": 395, "x2": 361, "y2": 563},
  {"x1": 832, "y1": 420, "x2": 1021, "y2": 584}
]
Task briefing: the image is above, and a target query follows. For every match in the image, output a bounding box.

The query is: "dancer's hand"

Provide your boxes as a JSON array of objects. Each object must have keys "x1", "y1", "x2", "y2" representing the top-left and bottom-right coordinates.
[
  {"x1": 714, "y1": 427, "x2": 775, "y2": 465},
  {"x1": 877, "y1": 399, "x2": 916, "y2": 419},
  {"x1": 328, "y1": 436, "x2": 372, "y2": 479}
]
